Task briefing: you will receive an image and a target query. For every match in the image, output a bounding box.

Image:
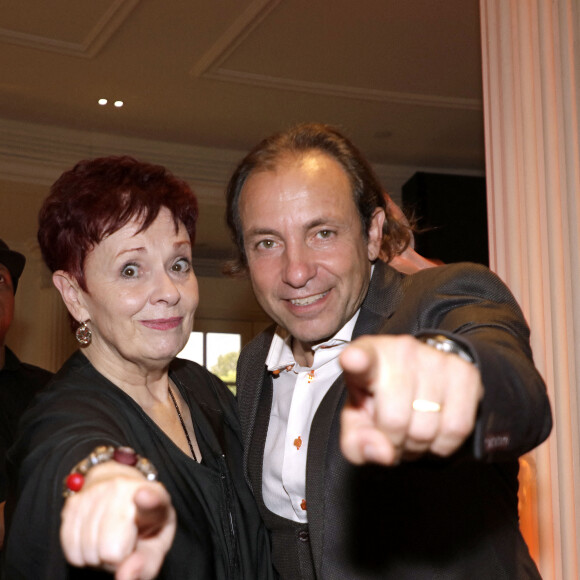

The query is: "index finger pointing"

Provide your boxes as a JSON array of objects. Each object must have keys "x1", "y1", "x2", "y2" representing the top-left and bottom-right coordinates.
[
  {"x1": 340, "y1": 339, "x2": 379, "y2": 404},
  {"x1": 133, "y1": 485, "x2": 173, "y2": 538}
]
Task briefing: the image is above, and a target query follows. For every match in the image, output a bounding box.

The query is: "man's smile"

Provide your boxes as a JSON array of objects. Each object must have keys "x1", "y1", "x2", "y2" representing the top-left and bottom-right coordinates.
[{"x1": 289, "y1": 291, "x2": 329, "y2": 307}]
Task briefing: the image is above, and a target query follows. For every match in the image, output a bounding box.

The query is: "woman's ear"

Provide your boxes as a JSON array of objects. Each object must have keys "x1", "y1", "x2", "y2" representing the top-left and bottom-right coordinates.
[{"x1": 52, "y1": 271, "x2": 89, "y2": 322}]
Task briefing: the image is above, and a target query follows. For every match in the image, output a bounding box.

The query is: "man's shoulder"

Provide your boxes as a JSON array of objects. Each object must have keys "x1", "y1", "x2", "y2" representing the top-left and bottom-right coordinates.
[
  {"x1": 409, "y1": 260, "x2": 496, "y2": 281},
  {"x1": 373, "y1": 260, "x2": 508, "y2": 300},
  {"x1": 359, "y1": 261, "x2": 520, "y2": 337},
  {"x1": 403, "y1": 261, "x2": 514, "y2": 301}
]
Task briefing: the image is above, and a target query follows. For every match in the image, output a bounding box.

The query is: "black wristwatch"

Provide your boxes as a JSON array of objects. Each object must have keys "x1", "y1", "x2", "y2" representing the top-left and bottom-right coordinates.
[{"x1": 416, "y1": 333, "x2": 475, "y2": 364}]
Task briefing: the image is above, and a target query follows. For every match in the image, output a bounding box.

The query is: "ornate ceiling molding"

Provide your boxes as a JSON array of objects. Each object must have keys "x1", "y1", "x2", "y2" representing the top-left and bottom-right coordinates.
[
  {"x1": 0, "y1": 118, "x2": 243, "y2": 200},
  {"x1": 190, "y1": 0, "x2": 482, "y2": 111},
  {"x1": 0, "y1": 0, "x2": 140, "y2": 58},
  {"x1": 0, "y1": 117, "x2": 481, "y2": 205}
]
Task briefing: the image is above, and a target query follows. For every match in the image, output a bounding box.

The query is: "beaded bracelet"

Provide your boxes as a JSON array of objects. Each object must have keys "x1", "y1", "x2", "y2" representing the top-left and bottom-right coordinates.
[{"x1": 63, "y1": 445, "x2": 158, "y2": 498}]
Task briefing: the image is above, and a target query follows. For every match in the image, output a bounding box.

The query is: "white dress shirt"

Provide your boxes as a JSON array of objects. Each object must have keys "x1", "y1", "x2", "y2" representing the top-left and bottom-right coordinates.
[{"x1": 262, "y1": 312, "x2": 359, "y2": 522}]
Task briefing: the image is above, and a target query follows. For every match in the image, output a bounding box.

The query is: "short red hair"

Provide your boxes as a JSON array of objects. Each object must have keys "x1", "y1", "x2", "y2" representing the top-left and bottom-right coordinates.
[{"x1": 38, "y1": 156, "x2": 198, "y2": 292}]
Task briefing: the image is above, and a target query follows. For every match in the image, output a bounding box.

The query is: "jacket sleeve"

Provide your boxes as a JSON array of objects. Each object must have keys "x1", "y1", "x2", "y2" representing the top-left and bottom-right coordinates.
[{"x1": 396, "y1": 262, "x2": 552, "y2": 460}]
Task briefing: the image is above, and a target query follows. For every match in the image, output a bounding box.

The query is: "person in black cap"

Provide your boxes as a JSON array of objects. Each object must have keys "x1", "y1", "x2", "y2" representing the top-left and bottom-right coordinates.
[{"x1": 0, "y1": 239, "x2": 53, "y2": 549}]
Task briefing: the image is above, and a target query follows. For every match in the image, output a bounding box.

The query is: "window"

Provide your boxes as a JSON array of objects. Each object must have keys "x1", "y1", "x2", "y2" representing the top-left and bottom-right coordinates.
[
  {"x1": 177, "y1": 318, "x2": 271, "y2": 395},
  {"x1": 179, "y1": 331, "x2": 241, "y2": 394}
]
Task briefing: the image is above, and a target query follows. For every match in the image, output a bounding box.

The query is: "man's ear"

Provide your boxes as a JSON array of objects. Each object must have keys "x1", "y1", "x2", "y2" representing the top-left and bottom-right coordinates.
[
  {"x1": 52, "y1": 271, "x2": 89, "y2": 323},
  {"x1": 367, "y1": 207, "x2": 386, "y2": 261}
]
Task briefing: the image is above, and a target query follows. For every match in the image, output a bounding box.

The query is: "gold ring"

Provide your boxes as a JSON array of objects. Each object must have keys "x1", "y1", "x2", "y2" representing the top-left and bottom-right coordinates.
[{"x1": 412, "y1": 399, "x2": 441, "y2": 413}]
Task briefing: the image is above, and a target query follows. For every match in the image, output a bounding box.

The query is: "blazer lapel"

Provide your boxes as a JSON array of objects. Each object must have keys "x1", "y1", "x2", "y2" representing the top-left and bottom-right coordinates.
[
  {"x1": 306, "y1": 372, "x2": 347, "y2": 576},
  {"x1": 354, "y1": 261, "x2": 405, "y2": 338},
  {"x1": 306, "y1": 262, "x2": 404, "y2": 574}
]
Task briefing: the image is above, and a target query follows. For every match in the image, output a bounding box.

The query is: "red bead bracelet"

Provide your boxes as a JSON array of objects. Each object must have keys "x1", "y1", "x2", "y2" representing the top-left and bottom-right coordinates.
[
  {"x1": 62, "y1": 445, "x2": 158, "y2": 498},
  {"x1": 65, "y1": 472, "x2": 85, "y2": 493}
]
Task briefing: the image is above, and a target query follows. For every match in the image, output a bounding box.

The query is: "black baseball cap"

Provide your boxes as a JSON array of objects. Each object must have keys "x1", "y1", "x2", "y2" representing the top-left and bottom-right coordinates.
[{"x1": 0, "y1": 239, "x2": 26, "y2": 293}]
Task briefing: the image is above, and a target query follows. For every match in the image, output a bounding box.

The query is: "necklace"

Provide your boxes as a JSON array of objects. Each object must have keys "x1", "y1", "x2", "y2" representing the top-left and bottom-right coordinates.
[{"x1": 168, "y1": 386, "x2": 198, "y2": 462}]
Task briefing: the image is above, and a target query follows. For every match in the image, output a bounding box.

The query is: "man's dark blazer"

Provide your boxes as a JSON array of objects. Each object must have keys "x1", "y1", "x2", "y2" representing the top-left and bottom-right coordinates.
[{"x1": 237, "y1": 261, "x2": 552, "y2": 579}]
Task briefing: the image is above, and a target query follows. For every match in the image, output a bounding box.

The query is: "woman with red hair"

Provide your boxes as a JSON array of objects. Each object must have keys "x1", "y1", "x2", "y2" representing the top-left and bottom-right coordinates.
[{"x1": 2, "y1": 156, "x2": 273, "y2": 579}]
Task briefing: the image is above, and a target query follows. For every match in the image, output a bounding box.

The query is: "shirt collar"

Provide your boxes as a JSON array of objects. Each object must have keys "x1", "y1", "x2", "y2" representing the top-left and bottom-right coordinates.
[{"x1": 265, "y1": 309, "x2": 360, "y2": 372}]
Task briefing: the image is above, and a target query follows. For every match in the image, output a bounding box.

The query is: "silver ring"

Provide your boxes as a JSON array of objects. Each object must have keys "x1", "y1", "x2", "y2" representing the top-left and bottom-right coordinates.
[{"x1": 412, "y1": 399, "x2": 442, "y2": 413}]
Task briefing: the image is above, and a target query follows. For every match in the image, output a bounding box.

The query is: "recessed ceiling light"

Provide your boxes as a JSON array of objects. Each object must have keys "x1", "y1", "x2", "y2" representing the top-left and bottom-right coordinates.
[
  {"x1": 98, "y1": 98, "x2": 108, "y2": 106},
  {"x1": 114, "y1": 100, "x2": 124, "y2": 108}
]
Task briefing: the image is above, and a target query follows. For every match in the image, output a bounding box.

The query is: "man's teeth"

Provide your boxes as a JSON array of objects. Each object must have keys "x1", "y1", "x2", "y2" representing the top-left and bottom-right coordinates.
[{"x1": 290, "y1": 292, "x2": 327, "y2": 306}]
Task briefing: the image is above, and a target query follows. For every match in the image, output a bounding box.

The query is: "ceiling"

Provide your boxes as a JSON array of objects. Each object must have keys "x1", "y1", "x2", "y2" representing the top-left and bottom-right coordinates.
[
  {"x1": 0, "y1": 0, "x2": 485, "y2": 265},
  {"x1": 0, "y1": 0, "x2": 484, "y2": 167}
]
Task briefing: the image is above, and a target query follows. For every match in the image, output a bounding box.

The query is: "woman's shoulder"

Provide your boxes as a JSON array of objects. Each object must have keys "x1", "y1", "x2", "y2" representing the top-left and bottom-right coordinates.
[
  {"x1": 170, "y1": 358, "x2": 236, "y2": 406},
  {"x1": 26, "y1": 352, "x2": 138, "y2": 431},
  {"x1": 50, "y1": 351, "x2": 106, "y2": 387}
]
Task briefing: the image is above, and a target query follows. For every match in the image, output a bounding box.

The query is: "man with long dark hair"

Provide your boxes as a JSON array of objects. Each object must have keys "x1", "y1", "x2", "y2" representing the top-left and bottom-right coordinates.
[{"x1": 225, "y1": 122, "x2": 551, "y2": 579}]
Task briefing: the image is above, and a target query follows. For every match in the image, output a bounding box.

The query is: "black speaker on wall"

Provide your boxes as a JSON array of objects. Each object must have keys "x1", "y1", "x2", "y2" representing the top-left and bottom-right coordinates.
[{"x1": 401, "y1": 172, "x2": 489, "y2": 267}]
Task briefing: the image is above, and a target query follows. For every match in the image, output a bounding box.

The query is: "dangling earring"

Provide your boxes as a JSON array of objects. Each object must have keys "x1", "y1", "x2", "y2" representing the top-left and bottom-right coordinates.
[{"x1": 75, "y1": 320, "x2": 92, "y2": 346}]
